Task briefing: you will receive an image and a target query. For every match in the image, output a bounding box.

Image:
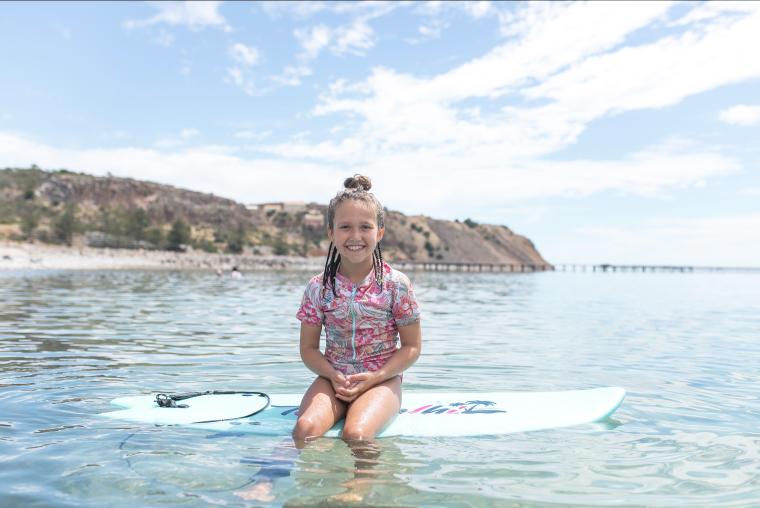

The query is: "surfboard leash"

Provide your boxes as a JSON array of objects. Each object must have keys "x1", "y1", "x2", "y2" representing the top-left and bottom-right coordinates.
[{"x1": 154, "y1": 390, "x2": 271, "y2": 424}]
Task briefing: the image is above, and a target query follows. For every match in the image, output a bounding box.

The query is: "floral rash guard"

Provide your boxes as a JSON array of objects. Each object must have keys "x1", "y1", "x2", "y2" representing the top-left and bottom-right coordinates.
[{"x1": 296, "y1": 262, "x2": 421, "y2": 375}]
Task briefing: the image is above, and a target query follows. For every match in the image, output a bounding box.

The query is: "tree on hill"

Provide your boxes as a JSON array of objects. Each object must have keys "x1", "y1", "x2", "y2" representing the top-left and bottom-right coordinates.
[
  {"x1": 124, "y1": 208, "x2": 149, "y2": 242},
  {"x1": 53, "y1": 204, "x2": 78, "y2": 245},
  {"x1": 167, "y1": 219, "x2": 191, "y2": 252},
  {"x1": 225, "y1": 223, "x2": 247, "y2": 254},
  {"x1": 20, "y1": 206, "x2": 39, "y2": 240}
]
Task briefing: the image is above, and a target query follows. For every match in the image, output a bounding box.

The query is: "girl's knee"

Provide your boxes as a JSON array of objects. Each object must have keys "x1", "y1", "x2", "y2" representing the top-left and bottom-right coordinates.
[
  {"x1": 292, "y1": 416, "x2": 320, "y2": 441},
  {"x1": 341, "y1": 424, "x2": 374, "y2": 442}
]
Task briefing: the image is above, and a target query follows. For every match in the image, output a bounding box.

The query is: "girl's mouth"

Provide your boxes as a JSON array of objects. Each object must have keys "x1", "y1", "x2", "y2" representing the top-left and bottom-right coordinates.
[{"x1": 345, "y1": 245, "x2": 366, "y2": 251}]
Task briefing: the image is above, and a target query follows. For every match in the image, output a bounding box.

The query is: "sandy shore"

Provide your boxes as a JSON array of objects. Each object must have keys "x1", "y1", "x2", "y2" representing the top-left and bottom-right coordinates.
[{"x1": 0, "y1": 241, "x2": 323, "y2": 271}]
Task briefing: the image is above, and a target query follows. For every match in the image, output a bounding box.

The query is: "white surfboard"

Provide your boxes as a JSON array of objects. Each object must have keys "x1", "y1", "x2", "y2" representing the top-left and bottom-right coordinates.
[{"x1": 101, "y1": 387, "x2": 625, "y2": 438}]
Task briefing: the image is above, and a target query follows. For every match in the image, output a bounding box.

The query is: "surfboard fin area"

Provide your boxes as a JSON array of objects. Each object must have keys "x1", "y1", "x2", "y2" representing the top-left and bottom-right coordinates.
[{"x1": 101, "y1": 387, "x2": 625, "y2": 438}]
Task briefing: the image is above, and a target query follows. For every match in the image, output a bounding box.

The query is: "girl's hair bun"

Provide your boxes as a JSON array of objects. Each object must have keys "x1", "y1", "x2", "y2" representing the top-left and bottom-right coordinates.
[{"x1": 344, "y1": 174, "x2": 372, "y2": 192}]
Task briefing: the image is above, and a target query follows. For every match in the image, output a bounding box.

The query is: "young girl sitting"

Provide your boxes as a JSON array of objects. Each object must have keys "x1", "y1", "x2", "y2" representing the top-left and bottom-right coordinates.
[{"x1": 293, "y1": 175, "x2": 422, "y2": 444}]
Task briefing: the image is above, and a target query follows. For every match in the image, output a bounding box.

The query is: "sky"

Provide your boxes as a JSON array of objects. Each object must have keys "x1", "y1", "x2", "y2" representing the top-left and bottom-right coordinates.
[{"x1": 1, "y1": 1, "x2": 759, "y2": 266}]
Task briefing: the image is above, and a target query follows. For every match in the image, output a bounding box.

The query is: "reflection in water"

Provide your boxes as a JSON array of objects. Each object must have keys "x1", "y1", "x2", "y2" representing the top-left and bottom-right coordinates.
[
  {"x1": 235, "y1": 437, "x2": 418, "y2": 506},
  {"x1": 283, "y1": 438, "x2": 417, "y2": 507}
]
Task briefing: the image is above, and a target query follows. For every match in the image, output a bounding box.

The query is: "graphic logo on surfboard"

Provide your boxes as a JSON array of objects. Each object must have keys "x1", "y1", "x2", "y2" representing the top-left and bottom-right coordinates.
[{"x1": 277, "y1": 400, "x2": 506, "y2": 417}]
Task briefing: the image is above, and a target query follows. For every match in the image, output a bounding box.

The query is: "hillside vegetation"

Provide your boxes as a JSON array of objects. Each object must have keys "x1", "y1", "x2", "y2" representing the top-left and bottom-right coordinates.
[{"x1": 0, "y1": 167, "x2": 550, "y2": 266}]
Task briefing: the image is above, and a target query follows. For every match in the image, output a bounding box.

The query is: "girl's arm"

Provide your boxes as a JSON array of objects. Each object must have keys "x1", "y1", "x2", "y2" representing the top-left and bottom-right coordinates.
[
  {"x1": 299, "y1": 322, "x2": 350, "y2": 393},
  {"x1": 339, "y1": 321, "x2": 422, "y2": 402}
]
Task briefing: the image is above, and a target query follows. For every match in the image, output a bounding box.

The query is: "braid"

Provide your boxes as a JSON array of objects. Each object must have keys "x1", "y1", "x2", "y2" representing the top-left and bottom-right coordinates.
[
  {"x1": 321, "y1": 242, "x2": 333, "y2": 298},
  {"x1": 321, "y1": 242, "x2": 341, "y2": 298},
  {"x1": 329, "y1": 249, "x2": 340, "y2": 297},
  {"x1": 373, "y1": 243, "x2": 384, "y2": 288}
]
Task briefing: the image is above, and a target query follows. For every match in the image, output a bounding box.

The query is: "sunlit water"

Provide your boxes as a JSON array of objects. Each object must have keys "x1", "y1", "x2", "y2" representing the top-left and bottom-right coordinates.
[{"x1": 1, "y1": 268, "x2": 759, "y2": 507}]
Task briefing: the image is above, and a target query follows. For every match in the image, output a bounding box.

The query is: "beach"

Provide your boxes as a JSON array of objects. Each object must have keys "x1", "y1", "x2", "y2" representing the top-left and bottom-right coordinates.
[{"x1": 0, "y1": 241, "x2": 322, "y2": 271}]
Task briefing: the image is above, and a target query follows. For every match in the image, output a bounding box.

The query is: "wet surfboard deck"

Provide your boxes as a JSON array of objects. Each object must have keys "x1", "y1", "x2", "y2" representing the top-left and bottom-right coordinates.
[{"x1": 101, "y1": 387, "x2": 625, "y2": 438}]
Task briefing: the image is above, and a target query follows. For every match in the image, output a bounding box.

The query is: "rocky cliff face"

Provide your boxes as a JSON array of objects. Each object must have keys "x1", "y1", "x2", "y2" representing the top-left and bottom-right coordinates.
[
  {"x1": 0, "y1": 168, "x2": 550, "y2": 266},
  {"x1": 33, "y1": 170, "x2": 258, "y2": 227},
  {"x1": 382, "y1": 212, "x2": 547, "y2": 265}
]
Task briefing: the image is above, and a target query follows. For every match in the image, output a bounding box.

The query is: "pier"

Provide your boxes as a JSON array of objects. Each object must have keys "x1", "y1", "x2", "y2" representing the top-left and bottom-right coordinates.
[
  {"x1": 391, "y1": 261, "x2": 760, "y2": 273},
  {"x1": 392, "y1": 261, "x2": 552, "y2": 272},
  {"x1": 555, "y1": 264, "x2": 760, "y2": 273}
]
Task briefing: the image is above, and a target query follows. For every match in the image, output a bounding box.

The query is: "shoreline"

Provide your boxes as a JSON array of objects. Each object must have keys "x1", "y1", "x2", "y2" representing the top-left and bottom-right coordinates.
[{"x1": 0, "y1": 241, "x2": 323, "y2": 272}]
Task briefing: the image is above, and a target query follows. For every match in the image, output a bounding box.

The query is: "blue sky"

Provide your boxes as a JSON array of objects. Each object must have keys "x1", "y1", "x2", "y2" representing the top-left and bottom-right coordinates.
[{"x1": 1, "y1": 1, "x2": 759, "y2": 266}]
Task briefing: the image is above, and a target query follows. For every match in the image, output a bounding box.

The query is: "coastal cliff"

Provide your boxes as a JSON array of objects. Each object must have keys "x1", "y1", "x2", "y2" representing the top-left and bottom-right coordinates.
[{"x1": 0, "y1": 167, "x2": 550, "y2": 266}]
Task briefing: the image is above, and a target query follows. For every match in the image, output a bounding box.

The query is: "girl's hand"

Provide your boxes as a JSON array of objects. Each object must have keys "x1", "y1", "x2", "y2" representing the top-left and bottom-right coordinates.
[
  {"x1": 330, "y1": 370, "x2": 351, "y2": 397},
  {"x1": 335, "y1": 372, "x2": 379, "y2": 403}
]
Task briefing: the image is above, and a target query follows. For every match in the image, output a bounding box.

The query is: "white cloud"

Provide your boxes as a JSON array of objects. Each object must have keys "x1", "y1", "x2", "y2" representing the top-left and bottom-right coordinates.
[
  {"x1": 99, "y1": 130, "x2": 131, "y2": 141},
  {"x1": 668, "y1": 1, "x2": 760, "y2": 26},
  {"x1": 252, "y1": 2, "x2": 760, "y2": 186},
  {"x1": 271, "y1": 3, "x2": 396, "y2": 88},
  {"x1": 156, "y1": 29, "x2": 174, "y2": 46},
  {"x1": 260, "y1": 1, "x2": 394, "y2": 19},
  {"x1": 523, "y1": 7, "x2": 760, "y2": 120},
  {"x1": 259, "y1": 1, "x2": 329, "y2": 19},
  {"x1": 225, "y1": 43, "x2": 262, "y2": 95},
  {"x1": 332, "y1": 18, "x2": 375, "y2": 56},
  {"x1": 154, "y1": 138, "x2": 182, "y2": 149},
  {"x1": 0, "y1": 132, "x2": 339, "y2": 204},
  {"x1": 225, "y1": 67, "x2": 258, "y2": 96},
  {"x1": 413, "y1": 18, "x2": 449, "y2": 43},
  {"x1": 294, "y1": 24, "x2": 331, "y2": 59},
  {"x1": 463, "y1": 1, "x2": 492, "y2": 19},
  {"x1": 575, "y1": 213, "x2": 760, "y2": 266},
  {"x1": 229, "y1": 43, "x2": 260, "y2": 66},
  {"x1": 233, "y1": 130, "x2": 272, "y2": 141},
  {"x1": 4, "y1": 128, "x2": 734, "y2": 212},
  {"x1": 124, "y1": 1, "x2": 231, "y2": 32},
  {"x1": 151, "y1": 128, "x2": 199, "y2": 148},
  {"x1": 719, "y1": 105, "x2": 760, "y2": 126}
]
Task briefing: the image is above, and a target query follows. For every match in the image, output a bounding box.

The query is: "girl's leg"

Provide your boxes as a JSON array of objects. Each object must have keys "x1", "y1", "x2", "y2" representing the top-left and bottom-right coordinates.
[
  {"x1": 292, "y1": 376, "x2": 346, "y2": 447},
  {"x1": 341, "y1": 376, "x2": 402, "y2": 441}
]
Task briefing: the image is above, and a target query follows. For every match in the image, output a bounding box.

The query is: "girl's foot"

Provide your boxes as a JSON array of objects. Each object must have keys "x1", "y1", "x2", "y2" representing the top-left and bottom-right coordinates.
[{"x1": 234, "y1": 480, "x2": 274, "y2": 502}]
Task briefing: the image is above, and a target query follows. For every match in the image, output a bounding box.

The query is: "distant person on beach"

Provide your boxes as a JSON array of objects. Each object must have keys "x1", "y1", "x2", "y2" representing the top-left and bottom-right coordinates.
[
  {"x1": 293, "y1": 174, "x2": 422, "y2": 445},
  {"x1": 230, "y1": 266, "x2": 243, "y2": 279}
]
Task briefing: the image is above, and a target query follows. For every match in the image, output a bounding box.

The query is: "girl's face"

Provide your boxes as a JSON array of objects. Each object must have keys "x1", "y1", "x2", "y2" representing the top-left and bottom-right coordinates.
[{"x1": 328, "y1": 200, "x2": 384, "y2": 267}]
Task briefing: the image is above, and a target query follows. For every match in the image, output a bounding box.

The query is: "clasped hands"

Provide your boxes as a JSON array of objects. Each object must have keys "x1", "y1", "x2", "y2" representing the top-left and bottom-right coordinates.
[{"x1": 330, "y1": 370, "x2": 379, "y2": 403}]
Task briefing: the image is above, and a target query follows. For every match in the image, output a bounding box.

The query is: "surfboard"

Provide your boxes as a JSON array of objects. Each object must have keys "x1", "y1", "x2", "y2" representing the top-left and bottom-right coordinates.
[{"x1": 101, "y1": 387, "x2": 625, "y2": 438}]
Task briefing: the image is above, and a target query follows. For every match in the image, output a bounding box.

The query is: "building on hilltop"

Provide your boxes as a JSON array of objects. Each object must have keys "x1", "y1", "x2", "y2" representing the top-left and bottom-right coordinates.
[
  {"x1": 256, "y1": 201, "x2": 307, "y2": 215},
  {"x1": 303, "y1": 209, "x2": 325, "y2": 229}
]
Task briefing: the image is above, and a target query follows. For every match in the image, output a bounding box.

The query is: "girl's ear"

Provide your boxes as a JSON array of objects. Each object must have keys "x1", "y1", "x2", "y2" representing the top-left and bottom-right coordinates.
[
  {"x1": 376, "y1": 226, "x2": 385, "y2": 242},
  {"x1": 327, "y1": 227, "x2": 334, "y2": 242}
]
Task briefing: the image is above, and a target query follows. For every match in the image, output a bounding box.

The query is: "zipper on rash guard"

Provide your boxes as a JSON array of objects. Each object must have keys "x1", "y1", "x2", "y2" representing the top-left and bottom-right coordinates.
[{"x1": 350, "y1": 286, "x2": 357, "y2": 361}]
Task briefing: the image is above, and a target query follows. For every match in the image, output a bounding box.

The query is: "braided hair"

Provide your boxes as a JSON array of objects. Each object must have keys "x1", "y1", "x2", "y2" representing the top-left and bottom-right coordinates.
[{"x1": 322, "y1": 175, "x2": 385, "y2": 297}]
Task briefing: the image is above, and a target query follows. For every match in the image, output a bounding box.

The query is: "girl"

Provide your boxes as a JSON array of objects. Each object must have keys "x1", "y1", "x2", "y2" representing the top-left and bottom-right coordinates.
[{"x1": 293, "y1": 175, "x2": 422, "y2": 444}]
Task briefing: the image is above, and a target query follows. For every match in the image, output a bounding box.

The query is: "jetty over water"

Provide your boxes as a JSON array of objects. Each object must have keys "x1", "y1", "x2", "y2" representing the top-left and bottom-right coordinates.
[
  {"x1": 392, "y1": 261, "x2": 760, "y2": 273},
  {"x1": 393, "y1": 261, "x2": 552, "y2": 272},
  {"x1": 556, "y1": 264, "x2": 760, "y2": 273}
]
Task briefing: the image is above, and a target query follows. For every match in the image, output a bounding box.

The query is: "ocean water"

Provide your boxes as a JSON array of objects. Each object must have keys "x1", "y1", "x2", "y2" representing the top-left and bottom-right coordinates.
[{"x1": 1, "y1": 268, "x2": 759, "y2": 507}]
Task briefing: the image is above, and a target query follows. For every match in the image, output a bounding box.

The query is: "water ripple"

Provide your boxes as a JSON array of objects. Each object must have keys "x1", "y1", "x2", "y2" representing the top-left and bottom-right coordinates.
[{"x1": 0, "y1": 269, "x2": 759, "y2": 506}]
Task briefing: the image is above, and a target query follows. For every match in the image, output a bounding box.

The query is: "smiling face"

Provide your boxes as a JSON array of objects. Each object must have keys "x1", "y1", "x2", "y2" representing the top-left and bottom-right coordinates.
[{"x1": 328, "y1": 199, "x2": 385, "y2": 270}]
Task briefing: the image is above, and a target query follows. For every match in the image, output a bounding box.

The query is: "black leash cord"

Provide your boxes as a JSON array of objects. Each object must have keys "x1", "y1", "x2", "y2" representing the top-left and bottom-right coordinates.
[{"x1": 154, "y1": 390, "x2": 271, "y2": 424}]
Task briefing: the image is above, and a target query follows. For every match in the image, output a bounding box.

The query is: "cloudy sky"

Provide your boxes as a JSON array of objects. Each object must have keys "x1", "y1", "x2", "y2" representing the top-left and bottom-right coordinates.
[{"x1": 1, "y1": 1, "x2": 759, "y2": 266}]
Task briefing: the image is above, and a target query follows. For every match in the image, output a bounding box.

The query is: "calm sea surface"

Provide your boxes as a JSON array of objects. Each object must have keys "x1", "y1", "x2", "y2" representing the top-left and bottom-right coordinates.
[{"x1": 1, "y1": 268, "x2": 759, "y2": 507}]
